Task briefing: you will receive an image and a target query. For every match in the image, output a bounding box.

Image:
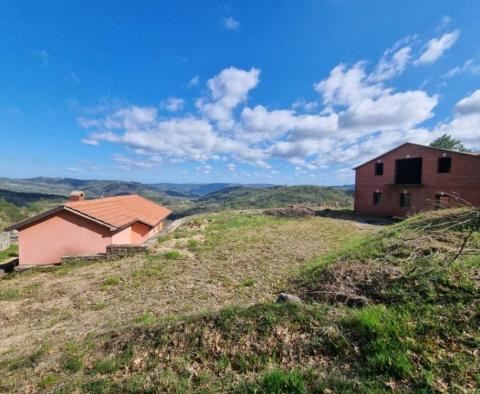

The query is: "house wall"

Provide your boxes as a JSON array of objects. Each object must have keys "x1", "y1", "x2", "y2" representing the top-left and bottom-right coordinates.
[
  {"x1": 111, "y1": 226, "x2": 132, "y2": 244},
  {"x1": 355, "y1": 144, "x2": 480, "y2": 217},
  {"x1": 18, "y1": 210, "x2": 112, "y2": 265},
  {"x1": 131, "y1": 222, "x2": 152, "y2": 244}
]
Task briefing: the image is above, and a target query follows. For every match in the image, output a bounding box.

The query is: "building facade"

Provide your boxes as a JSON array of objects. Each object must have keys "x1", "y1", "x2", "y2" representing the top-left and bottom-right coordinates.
[
  {"x1": 6, "y1": 193, "x2": 171, "y2": 265},
  {"x1": 354, "y1": 143, "x2": 480, "y2": 217}
]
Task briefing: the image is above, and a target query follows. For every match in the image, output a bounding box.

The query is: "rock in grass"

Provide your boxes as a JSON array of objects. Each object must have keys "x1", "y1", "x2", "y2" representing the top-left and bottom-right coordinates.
[{"x1": 276, "y1": 292, "x2": 303, "y2": 304}]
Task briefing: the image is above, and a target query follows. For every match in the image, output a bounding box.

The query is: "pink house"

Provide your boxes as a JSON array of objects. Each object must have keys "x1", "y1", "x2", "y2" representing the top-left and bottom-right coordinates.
[{"x1": 6, "y1": 192, "x2": 171, "y2": 266}]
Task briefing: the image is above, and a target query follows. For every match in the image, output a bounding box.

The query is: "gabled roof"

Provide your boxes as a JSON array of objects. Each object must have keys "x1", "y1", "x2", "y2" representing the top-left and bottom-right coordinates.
[
  {"x1": 354, "y1": 142, "x2": 480, "y2": 170},
  {"x1": 6, "y1": 194, "x2": 171, "y2": 231}
]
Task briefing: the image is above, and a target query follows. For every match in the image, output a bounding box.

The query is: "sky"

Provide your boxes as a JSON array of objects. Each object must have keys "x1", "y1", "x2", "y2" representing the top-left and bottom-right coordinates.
[{"x1": 1, "y1": 1, "x2": 479, "y2": 185}]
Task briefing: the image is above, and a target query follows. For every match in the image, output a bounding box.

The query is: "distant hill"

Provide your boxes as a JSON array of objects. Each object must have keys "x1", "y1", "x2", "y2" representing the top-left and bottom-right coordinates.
[
  {"x1": 0, "y1": 178, "x2": 354, "y2": 220},
  {"x1": 0, "y1": 177, "x2": 274, "y2": 198},
  {"x1": 170, "y1": 185, "x2": 353, "y2": 218},
  {"x1": 153, "y1": 183, "x2": 274, "y2": 196},
  {"x1": 0, "y1": 189, "x2": 65, "y2": 206}
]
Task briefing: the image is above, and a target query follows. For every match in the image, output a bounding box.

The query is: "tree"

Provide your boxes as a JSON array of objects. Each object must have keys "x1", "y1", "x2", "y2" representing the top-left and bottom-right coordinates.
[{"x1": 429, "y1": 134, "x2": 471, "y2": 152}]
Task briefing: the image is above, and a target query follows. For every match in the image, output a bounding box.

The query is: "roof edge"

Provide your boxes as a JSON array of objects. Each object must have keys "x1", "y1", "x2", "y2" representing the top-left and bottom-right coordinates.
[
  {"x1": 353, "y1": 142, "x2": 479, "y2": 170},
  {"x1": 5, "y1": 206, "x2": 118, "y2": 232}
]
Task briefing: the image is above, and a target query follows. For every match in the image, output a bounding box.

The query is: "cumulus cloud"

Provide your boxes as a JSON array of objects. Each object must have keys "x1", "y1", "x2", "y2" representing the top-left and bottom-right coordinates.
[
  {"x1": 415, "y1": 30, "x2": 460, "y2": 65},
  {"x1": 196, "y1": 67, "x2": 260, "y2": 130},
  {"x1": 434, "y1": 90, "x2": 480, "y2": 148},
  {"x1": 79, "y1": 29, "x2": 479, "y2": 177}
]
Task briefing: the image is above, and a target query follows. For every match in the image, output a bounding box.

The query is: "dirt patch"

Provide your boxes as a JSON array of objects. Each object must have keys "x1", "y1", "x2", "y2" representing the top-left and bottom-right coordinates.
[{"x1": 264, "y1": 205, "x2": 317, "y2": 217}]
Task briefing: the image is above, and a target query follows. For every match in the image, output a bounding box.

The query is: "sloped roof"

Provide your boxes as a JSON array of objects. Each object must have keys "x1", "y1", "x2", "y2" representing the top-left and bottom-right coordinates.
[
  {"x1": 65, "y1": 194, "x2": 171, "y2": 228},
  {"x1": 6, "y1": 194, "x2": 171, "y2": 231},
  {"x1": 353, "y1": 142, "x2": 480, "y2": 170}
]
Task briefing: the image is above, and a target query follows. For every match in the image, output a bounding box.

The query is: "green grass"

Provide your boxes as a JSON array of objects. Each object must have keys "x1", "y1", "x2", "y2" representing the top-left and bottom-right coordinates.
[
  {"x1": 1, "y1": 208, "x2": 478, "y2": 393},
  {"x1": 186, "y1": 239, "x2": 200, "y2": 251},
  {"x1": 239, "y1": 278, "x2": 256, "y2": 287},
  {"x1": 238, "y1": 369, "x2": 307, "y2": 393},
  {"x1": 101, "y1": 275, "x2": 122, "y2": 287},
  {"x1": 134, "y1": 311, "x2": 157, "y2": 325},
  {"x1": 164, "y1": 250, "x2": 182, "y2": 260},
  {"x1": 0, "y1": 283, "x2": 39, "y2": 301},
  {"x1": 0, "y1": 243, "x2": 18, "y2": 262}
]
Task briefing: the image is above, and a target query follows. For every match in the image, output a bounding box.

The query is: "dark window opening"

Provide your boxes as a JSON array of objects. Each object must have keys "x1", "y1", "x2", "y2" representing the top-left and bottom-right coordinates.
[
  {"x1": 437, "y1": 157, "x2": 451, "y2": 173},
  {"x1": 375, "y1": 162, "x2": 384, "y2": 176},
  {"x1": 395, "y1": 158, "x2": 422, "y2": 184},
  {"x1": 373, "y1": 192, "x2": 382, "y2": 205},
  {"x1": 400, "y1": 193, "x2": 411, "y2": 208}
]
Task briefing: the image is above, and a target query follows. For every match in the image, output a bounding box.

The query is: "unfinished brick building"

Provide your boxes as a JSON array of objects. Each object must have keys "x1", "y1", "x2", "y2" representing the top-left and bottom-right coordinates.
[{"x1": 354, "y1": 142, "x2": 480, "y2": 217}]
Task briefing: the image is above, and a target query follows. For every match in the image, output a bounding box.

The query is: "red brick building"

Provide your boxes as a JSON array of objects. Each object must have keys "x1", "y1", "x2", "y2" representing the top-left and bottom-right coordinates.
[{"x1": 354, "y1": 142, "x2": 480, "y2": 217}]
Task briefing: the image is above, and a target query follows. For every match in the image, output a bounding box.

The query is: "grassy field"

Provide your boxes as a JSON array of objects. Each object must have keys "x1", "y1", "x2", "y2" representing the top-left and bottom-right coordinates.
[
  {"x1": 1, "y1": 209, "x2": 478, "y2": 393},
  {"x1": 0, "y1": 211, "x2": 377, "y2": 393}
]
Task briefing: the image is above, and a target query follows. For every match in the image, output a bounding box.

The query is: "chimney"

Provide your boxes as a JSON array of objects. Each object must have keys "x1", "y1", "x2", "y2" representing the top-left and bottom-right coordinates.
[{"x1": 69, "y1": 191, "x2": 85, "y2": 202}]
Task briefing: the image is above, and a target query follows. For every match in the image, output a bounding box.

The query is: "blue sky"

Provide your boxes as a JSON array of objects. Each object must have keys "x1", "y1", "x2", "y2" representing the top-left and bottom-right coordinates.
[{"x1": 1, "y1": 1, "x2": 479, "y2": 185}]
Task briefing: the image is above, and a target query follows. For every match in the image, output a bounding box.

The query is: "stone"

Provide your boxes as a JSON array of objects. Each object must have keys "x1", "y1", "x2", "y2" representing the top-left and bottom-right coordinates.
[{"x1": 276, "y1": 292, "x2": 303, "y2": 304}]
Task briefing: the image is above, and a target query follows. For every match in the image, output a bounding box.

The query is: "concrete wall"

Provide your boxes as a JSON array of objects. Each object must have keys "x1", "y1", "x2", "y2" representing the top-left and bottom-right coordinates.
[
  {"x1": 112, "y1": 226, "x2": 132, "y2": 244},
  {"x1": 18, "y1": 213, "x2": 166, "y2": 266},
  {"x1": 18, "y1": 210, "x2": 113, "y2": 265},
  {"x1": 355, "y1": 145, "x2": 480, "y2": 217},
  {"x1": 0, "y1": 232, "x2": 10, "y2": 251}
]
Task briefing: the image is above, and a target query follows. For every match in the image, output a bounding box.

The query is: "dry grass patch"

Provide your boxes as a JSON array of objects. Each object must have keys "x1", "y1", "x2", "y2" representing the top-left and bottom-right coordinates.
[{"x1": 0, "y1": 211, "x2": 378, "y2": 392}]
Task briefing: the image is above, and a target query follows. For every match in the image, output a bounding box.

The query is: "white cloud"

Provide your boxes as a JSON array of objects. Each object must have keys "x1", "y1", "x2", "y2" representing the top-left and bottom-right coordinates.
[
  {"x1": 434, "y1": 90, "x2": 480, "y2": 148},
  {"x1": 224, "y1": 17, "x2": 239, "y2": 30},
  {"x1": 437, "y1": 15, "x2": 451, "y2": 30},
  {"x1": 66, "y1": 167, "x2": 83, "y2": 173},
  {"x1": 160, "y1": 97, "x2": 185, "y2": 112},
  {"x1": 415, "y1": 30, "x2": 460, "y2": 65},
  {"x1": 188, "y1": 75, "x2": 199, "y2": 87},
  {"x1": 338, "y1": 90, "x2": 437, "y2": 132},
  {"x1": 335, "y1": 168, "x2": 354, "y2": 182},
  {"x1": 314, "y1": 62, "x2": 386, "y2": 106},
  {"x1": 79, "y1": 28, "x2": 479, "y2": 178},
  {"x1": 81, "y1": 138, "x2": 99, "y2": 146},
  {"x1": 196, "y1": 67, "x2": 260, "y2": 130},
  {"x1": 370, "y1": 46, "x2": 412, "y2": 82},
  {"x1": 292, "y1": 99, "x2": 318, "y2": 112},
  {"x1": 444, "y1": 59, "x2": 480, "y2": 78}
]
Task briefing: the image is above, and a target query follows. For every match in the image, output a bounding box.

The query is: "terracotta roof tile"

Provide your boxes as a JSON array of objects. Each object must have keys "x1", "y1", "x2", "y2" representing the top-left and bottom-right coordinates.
[{"x1": 65, "y1": 194, "x2": 171, "y2": 228}]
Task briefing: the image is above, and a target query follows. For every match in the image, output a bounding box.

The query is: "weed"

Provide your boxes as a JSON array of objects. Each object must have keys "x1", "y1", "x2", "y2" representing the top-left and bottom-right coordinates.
[
  {"x1": 39, "y1": 373, "x2": 59, "y2": 388},
  {"x1": 134, "y1": 311, "x2": 157, "y2": 325},
  {"x1": 187, "y1": 239, "x2": 200, "y2": 251},
  {"x1": 102, "y1": 275, "x2": 122, "y2": 287},
  {"x1": 93, "y1": 302, "x2": 107, "y2": 310},
  {"x1": 62, "y1": 354, "x2": 83, "y2": 372},
  {"x1": 92, "y1": 357, "x2": 119, "y2": 374},
  {"x1": 238, "y1": 369, "x2": 306, "y2": 394},
  {"x1": 239, "y1": 278, "x2": 256, "y2": 287},
  {"x1": 164, "y1": 250, "x2": 182, "y2": 260}
]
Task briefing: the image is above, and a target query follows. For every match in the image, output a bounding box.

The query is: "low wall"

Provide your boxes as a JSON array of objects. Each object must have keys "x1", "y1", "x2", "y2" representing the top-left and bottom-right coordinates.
[
  {"x1": 0, "y1": 232, "x2": 10, "y2": 251},
  {"x1": 60, "y1": 244, "x2": 147, "y2": 265}
]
